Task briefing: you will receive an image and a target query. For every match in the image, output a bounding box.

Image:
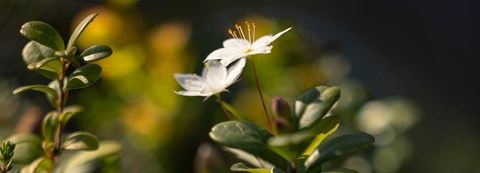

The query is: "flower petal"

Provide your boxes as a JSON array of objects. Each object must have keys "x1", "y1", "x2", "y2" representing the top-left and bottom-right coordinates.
[
  {"x1": 203, "y1": 60, "x2": 228, "y2": 92},
  {"x1": 252, "y1": 27, "x2": 291, "y2": 49},
  {"x1": 204, "y1": 47, "x2": 244, "y2": 63},
  {"x1": 223, "y1": 38, "x2": 251, "y2": 49},
  {"x1": 174, "y1": 73, "x2": 205, "y2": 92},
  {"x1": 174, "y1": 90, "x2": 212, "y2": 97},
  {"x1": 249, "y1": 45, "x2": 272, "y2": 55},
  {"x1": 224, "y1": 58, "x2": 246, "y2": 85}
]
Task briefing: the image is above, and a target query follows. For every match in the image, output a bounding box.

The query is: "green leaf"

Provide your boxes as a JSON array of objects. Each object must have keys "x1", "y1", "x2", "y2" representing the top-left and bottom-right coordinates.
[
  {"x1": 231, "y1": 163, "x2": 270, "y2": 173},
  {"x1": 61, "y1": 132, "x2": 99, "y2": 151},
  {"x1": 42, "y1": 111, "x2": 58, "y2": 142},
  {"x1": 7, "y1": 134, "x2": 42, "y2": 145},
  {"x1": 304, "y1": 133, "x2": 374, "y2": 172},
  {"x1": 13, "y1": 85, "x2": 58, "y2": 103},
  {"x1": 65, "y1": 64, "x2": 102, "y2": 90},
  {"x1": 7, "y1": 134, "x2": 43, "y2": 165},
  {"x1": 209, "y1": 121, "x2": 287, "y2": 170},
  {"x1": 61, "y1": 141, "x2": 120, "y2": 172},
  {"x1": 67, "y1": 13, "x2": 98, "y2": 48},
  {"x1": 303, "y1": 115, "x2": 340, "y2": 155},
  {"x1": 12, "y1": 142, "x2": 44, "y2": 165},
  {"x1": 60, "y1": 105, "x2": 83, "y2": 126},
  {"x1": 22, "y1": 41, "x2": 55, "y2": 65},
  {"x1": 77, "y1": 44, "x2": 112, "y2": 62},
  {"x1": 21, "y1": 157, "x2": 53, "y2": 173},
  {"x1": 267, "y1": 131, "x2": 314, "y2": 161},
  {"x1": 295, "y1": 86, "x2": 340, "y2": 129},
  {"x1": 27, "y1": 57, "x2": 62, "y2": 79},
  {"x1": 20, "y1": 21, "x2": 65, "y2": 51}
]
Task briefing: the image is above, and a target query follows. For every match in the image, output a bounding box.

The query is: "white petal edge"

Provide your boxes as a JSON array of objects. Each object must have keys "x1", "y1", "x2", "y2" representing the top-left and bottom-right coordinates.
[
  {"x1": 204, "y1": 47, "x2": 244, "y2": 63},
  {"x1": 174, "y1": 90, "x2": 212, "y2": 97},
  {"x1": 174, "y1": 73, "x2": 205, "y2": 92},
  {"x1": 251, "y1": 27, "x2": 291, "y2": 49},
  {"x1": 223, "y1": 38, "x2": 251, "y2": 49},
  {"x1": 224, "y1": 58, "x2": 246, "y2": 85}
]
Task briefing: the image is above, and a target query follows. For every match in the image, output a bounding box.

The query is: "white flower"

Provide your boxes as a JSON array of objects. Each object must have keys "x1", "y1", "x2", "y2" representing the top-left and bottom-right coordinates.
[
  {"x1": 174, "y1": 58, "x2": 246, "y2": 97},
  {"x1": 204, "y1": 22, "x2": 291, "y2": 66}
]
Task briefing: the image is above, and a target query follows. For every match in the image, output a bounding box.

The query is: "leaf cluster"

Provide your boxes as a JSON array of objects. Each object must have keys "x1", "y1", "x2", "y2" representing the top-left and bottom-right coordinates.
[
  {"x1": 210, "y1": 86, "x2": 375, "y2": 173},
  {"x1": 9, "y1": 13, "x2": 119, "y2": 173}
]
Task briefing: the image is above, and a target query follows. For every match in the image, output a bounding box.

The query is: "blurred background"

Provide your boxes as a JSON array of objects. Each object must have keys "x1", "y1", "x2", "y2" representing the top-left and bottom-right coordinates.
[{"x1": 0, "y1": 0, "x2": 479, "y2": 173}]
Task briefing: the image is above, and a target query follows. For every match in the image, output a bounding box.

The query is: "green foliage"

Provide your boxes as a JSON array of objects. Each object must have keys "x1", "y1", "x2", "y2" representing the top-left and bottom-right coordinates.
[
  {"x1": 231, "y1": 163, "x2": 270, "y2": 173},
  {"x1": 0, "y1": 140, "x2": 16, "y2": 172},
  {"x1": 209, "y1": 121, "x2": 288, "y2": 170},
  {"x1": 67, "y1": 13, "x2": 98, "y2": 49},
  {"x1": 77, "y1": 44, "x2": 113, "y2": 63},
  {"x1": 210, "y1": 85, "x2": 374, "y2": 173},
  {"x1": 61, "y1": 132, "x2": 99, "y2": 151},
  {"x1": 20, "y1": 21, "x2": 65, "y2": 51},
  {"x1": 11, "y1": 13, "x2": 118, "y2": 173},
  {"x1": 295, "y1": 86, "x2": 340, "y2": 129},
  {"x1": 65, "y1": 64, "x2": 102, "y2": 90},
  {"x1": 304, "y1": 133, "x2": 374, "y2": 172}
]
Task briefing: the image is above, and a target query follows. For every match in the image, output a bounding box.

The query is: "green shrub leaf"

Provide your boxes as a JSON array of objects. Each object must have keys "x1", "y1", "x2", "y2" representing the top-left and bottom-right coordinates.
[
  {"x1": 295, "y1": 86, "x2": 340, "y2": 129},
  {"x1": 67, "y1": 13, "x2": 98, "y2": 48},
  {"x1": 61, "y1": 141, "x2": 120, "y2": 172},
  {"x1": 27, "y1": 57, "x2": 62, "y2": 79},
  {"x1": 22, "y1": 41, "x2": 55, "y2": 65},
  {"x1": 42, "y1": 112, "x2": 58, "y2": 143},
  {"x1": 231, "y1": 162, "x2": 270, "y2": 173},
  {"x1": 77, "y1": 44, "x2": 112, "y2": 62},
  {"x1": 303, "y1": 115, "x2": 340, "y2": 155},
  {"x1": 21, "y1": 157, "x2": 53, "y2": 173},
  {"x1": 267, "y1": 131, "x2": 314, "y2": 161},
  {"x1": 20, "y1": 21, "x2": 65, "y2": 51},
  {"x1": 61, "y1": 132, "x2": 99, "y2": 151},
  {"x1": 209, "y1": 121, "x2": 287, "y2": 170},
  {"x1": 304, "y1": 133, "x2": 374, "y2": 172},
  {"x1": 13, "y1": 85, "x2": 58, "y2": 106},
  {"x1": 60, "y1": 105, "x2": 83, "y2": 126},
  {"x1": 65, "y1": 64, "x2": 102, "y2": 90}
]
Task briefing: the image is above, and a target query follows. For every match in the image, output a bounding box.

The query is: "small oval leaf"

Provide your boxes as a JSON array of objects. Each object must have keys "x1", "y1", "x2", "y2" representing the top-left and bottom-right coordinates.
[
  {"x1": 20, "y1": 21, "x2": 65, "y2": 51},
  {"x1": 267, "y1": 131, "x2": 315, "y2": 161},
  {"x1": 27, "y1": 57, "x2": 62, "y2": 79},
  {"x1": 61, "y1": 132, "x2": 99, "y2": 151},
  {"x1": 65, "y1": 64, "x2": 102, "y2": 90},
  {"x1": 7, "y1": 134, "x2": 42, "y2": 145},
  {"x1": 295, "y1": 86, "x2": 340, "y2": 129},
  {"x1": 231, "y1": 162, "x2": 270, "y2": 173},
  {"x1": 60, "y1": 105, "x2": 83, "y2": 126},
  {"x1": 304, "y1": 133, "x2": 374, "y2": 171},
  {"x1": 21, "y1": 157, "x2": 53, "y2": 173},
  {"x1": 42, "y1": 112, "x2": 58, "y2": 142},
  {"x1": 13, "y1": 85, "x2": 58, "y2": 102},
  {"x1": 67, "y1": 13, "x2": 98, "y2": 48},
  {"x1": 61, "y1": 141, "x2": 120, "y2": 172},
  {"x1": 303, "y1": 115, "x2": 340, "y2": 155},
  {"x1": 209, "y1": 121, "x2": 287, "y2": 170},
  {"x1": 22, "y1": 41, "x2": 55, "y2": 65},
  {"x1": 78, "y1": 44, "x2": 112, "y2": 62}
]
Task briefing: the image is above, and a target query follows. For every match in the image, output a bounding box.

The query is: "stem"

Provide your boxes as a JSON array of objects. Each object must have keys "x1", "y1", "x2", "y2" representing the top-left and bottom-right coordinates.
[
  {"x1": 249, "y1": 58, "x2": 273, "y2": 131},
  {"x1": 215, "y1": 94, "x2": 233, "y2": 120},
  {"x1": 51, "y1": 58, "x2": 69, "y2": 165}
]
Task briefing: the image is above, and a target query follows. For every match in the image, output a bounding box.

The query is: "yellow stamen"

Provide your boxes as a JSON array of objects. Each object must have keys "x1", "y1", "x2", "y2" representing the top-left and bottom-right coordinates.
[
  {"x1": 245, "y1": 21, "x2": 251, "y2": 43},
  {"x1": 252, "y1": 22, "x2": 256, "y2": 42}
]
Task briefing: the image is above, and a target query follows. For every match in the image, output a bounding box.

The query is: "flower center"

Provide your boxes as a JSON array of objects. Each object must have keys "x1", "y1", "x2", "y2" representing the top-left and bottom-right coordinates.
[{"x1": 228, "y1": 21, "x2": 256, "y2": 49}]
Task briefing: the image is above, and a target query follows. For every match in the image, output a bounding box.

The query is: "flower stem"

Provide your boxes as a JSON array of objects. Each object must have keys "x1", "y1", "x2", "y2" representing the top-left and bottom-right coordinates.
[
  {"x1": 249, "y1": 58, "x2": 273, "y2": 132},
  {"x1": 215, "y1": 94, "x2": 233, "y2": 120}
]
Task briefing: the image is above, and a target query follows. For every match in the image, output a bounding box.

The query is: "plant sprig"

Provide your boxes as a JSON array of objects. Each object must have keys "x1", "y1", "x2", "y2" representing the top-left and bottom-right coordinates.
[{"x1": 10, "y1": 13, "x2": 119, "y2": 173}]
